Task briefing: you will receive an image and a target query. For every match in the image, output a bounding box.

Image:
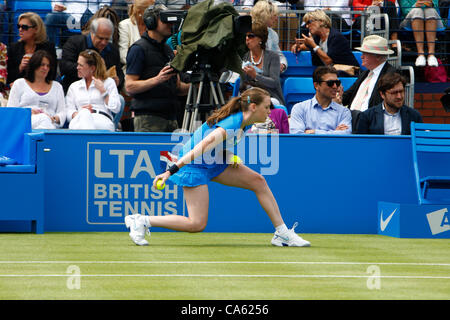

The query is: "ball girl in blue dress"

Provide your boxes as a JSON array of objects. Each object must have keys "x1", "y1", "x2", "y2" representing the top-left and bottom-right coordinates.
[{"x1": 125, "y1": 87, "x2": 310, "y2": 247}]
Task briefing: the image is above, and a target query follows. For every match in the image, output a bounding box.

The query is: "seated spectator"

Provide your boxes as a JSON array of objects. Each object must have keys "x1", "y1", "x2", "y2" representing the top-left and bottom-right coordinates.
[
  {"x1": 289, "y1": 65, "x2": 352, "y2": 134},
  {"x1": 6, "y1": 50, "x2": 66, "y2": 129},
  {"x1": 399, "y1": 0, "x2": 444, "y2": 67},
  {"x1": 356, "y1": 72, "x2": 423, "y2": 134},
  {"x1": 7, "y1": 12, "x2": 57, "y2": 85},
  {"x1": 250, "y1": 0, "x2": 288, "y2": 73},
  {"x1": 290, "y1": 10, "x2": 359, "y2": 76},
  {"x1": 82, "y1": 6, "x2": 121, "y2": 47},
  {"x1": 119, "y1": 0, "x2": 155, "y2": 73},
  {"x1": 66, "y1": 50, "x2": 121, "y2": 131},
  {"x1": 352, "y1": 0, "x2": 400, "y2": 43},
  {"x1": 251, "y1": 104, "x2": 290, "y2": 133},
  {"x1": 60, "y1": 17, "x2": 124, "y2": 93},
  {"x1": 342, "y1": 35, "x2": 396, "y2": 112},
  {"x1": 240, "y1": 22, "x2": 285, "y2": 106},
  {"x1": 45, "y1": 0, "x2": 112, "y2": 47}
]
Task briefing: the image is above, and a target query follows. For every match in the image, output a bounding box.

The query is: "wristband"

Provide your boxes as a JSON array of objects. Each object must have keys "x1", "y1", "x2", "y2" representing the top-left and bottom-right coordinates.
[
  {"x1": 313, "y1": 46, "x2": 320, "y2": 53},
  {"x1": 167, "y1": 164, "x2": 179, "y2": 175}
]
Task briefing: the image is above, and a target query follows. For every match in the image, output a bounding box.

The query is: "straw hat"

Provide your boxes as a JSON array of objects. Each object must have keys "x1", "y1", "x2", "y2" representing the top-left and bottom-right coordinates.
[{"x1": 355, "y1": 35, "x2": 394, "y2": 55}]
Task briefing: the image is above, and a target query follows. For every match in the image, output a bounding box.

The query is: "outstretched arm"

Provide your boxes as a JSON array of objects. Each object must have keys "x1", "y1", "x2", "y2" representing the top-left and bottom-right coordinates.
[{"x1": 153, "y1": 127, "x2": 227, "y2": 187}]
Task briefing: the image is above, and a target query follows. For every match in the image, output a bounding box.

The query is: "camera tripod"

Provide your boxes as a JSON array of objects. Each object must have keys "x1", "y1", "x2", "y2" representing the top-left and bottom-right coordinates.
[{"x1": 181, "y1": 65, "x2": 226, "y2": 132}]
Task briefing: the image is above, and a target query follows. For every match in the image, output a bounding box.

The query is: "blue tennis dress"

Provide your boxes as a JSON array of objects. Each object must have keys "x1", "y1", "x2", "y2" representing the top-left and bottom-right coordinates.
[{"x1": 170, "y1": 111, "x2": 250, "y2": 187}]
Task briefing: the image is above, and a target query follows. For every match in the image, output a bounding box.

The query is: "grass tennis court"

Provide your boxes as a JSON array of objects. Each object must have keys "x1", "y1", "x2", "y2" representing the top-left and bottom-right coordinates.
[{"x1": 0, "y1": 232, "x2": 449, "y2": 300}]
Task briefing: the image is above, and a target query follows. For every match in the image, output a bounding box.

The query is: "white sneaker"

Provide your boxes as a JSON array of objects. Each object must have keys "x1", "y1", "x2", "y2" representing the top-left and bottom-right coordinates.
[
  {"x1": 124, "y1": 214, "x2": 150, "y2": 246},
  {"x1": 415, "y1": 55, "x2": 426, "y2": 67},
  {"x1": 427, "y1": 55, "x2": 439, "y2": 67},
  {"x1": 271, "y1": 222, "x2": 311, "y2": 247}
]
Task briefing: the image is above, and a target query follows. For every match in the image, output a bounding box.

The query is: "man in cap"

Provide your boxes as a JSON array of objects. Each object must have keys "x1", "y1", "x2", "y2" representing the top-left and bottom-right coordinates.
[
  {"x1": 342, "y1": 35, "x2": 396, "y2": 111},
  {"x1": 125, "y1": 4, "x2": 189, "y2": 132}
]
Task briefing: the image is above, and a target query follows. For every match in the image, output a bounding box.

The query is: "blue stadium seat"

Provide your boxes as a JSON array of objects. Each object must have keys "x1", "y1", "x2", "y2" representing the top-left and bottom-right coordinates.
[
  {"x1": 232, "y1": 77, "x2": 240, "y2": 97},
  {"x1": 283, "y1": 76, "x2": 357, "y2": 113},
  {"x1": 283, "y1": 77, "x2": 316, "y2": 113},
  {"x1": 0, "y1": 107, "x2": 45, "y2": 233},
  {"x1": 411, "y1": 122, "x2": 450, "y2": 205},
  {"x1": 281, "y1": 51, "x2": 316, "y2": 79}
]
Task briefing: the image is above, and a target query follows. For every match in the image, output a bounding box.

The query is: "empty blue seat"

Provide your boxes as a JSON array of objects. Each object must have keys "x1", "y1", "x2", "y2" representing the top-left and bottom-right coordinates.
[
  {"x1": 411, "y1": 122, "x2": 450, "y2": 205},
  {"x1": 281, "y1": 51, "x2": 316, "y2": 79},
  {"x1": 0, "y1": 107, "x2": 45, "y2": 233}
]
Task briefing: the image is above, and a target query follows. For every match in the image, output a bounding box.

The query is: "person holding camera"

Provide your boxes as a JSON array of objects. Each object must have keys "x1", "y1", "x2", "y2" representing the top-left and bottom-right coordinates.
[{"x1": 125, "y1": 4, "x2": 189, "y2": 132}]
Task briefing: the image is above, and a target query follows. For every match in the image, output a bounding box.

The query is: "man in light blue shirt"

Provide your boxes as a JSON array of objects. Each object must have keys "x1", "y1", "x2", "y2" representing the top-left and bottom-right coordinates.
[{"x1": 289, "y1": 66, "x2": 352, "y2": 135}]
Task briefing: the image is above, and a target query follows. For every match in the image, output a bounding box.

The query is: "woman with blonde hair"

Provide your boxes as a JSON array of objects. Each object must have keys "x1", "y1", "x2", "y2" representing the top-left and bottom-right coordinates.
[
  {"x1": 250, "y1": 0, "x2": 287, "y2": 73},
  {"x1": 290, "y1": 9, "x2": 359, "y2": 76},
  {"x1": 118, "y1": 0, "x2": 155, "y2": 72},
  {"x1": 66, "y1": 50, "x2": 121, "y2": 131},
  {"x1": 125, "y1": 87, "x2": 310, "y2": 247},
  {"x1": 7, "y1": 12, "x2": 56, "y2": 84}
]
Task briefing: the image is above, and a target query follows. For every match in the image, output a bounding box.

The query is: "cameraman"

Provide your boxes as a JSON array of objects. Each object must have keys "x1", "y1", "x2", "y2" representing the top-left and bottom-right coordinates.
[{"x1": 125, "y1": 4, "x2": 189, "y2": 132}]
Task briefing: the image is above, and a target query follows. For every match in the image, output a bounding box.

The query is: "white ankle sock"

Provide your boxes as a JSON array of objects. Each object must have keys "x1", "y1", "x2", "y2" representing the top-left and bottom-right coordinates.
[
  {"x1": 275, "y1": 224, "x2": 288, "y2": 234},
  {"x1": 142, "y1": 215, "x2": 152, "y2": 227}
]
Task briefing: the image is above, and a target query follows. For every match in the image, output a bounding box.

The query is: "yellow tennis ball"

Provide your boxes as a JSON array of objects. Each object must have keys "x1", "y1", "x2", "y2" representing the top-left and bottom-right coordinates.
[
  {"x1": 156, "y1": 180, "x2": 165, "y2": 190},
  {"x1": 231, "y1": 155, "x2": 242, "y2": 164}
]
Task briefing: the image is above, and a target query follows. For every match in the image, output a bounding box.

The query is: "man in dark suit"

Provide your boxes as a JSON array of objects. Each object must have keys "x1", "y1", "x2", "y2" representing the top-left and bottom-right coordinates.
[
  {"x1": 342, "y1": 35, "x2": 396, "y2": 111},
  {"x1": 356, "y1": 72, "x2": 423, "y2": 135},
  {"x1": 60, "y1": 17, "x2": 124, "y2": 93}
]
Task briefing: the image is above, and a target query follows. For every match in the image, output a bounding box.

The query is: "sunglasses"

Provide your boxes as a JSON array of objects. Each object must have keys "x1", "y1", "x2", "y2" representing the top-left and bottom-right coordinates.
[
  {"x1": 17, "y1": 24, "x2": 35, "y2": 31},
  {"x1": 246, "y1": 33, "x2": 256, "y2": 39},
  {"x1": 318, "y1": 80, "x2": 341, "y2": 87}
]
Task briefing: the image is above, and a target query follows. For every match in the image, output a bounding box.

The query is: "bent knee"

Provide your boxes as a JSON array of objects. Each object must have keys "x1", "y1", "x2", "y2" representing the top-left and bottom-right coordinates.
[
  {"x1": 187, "y1": 220, "x2": 207, "y2": 233},
  {"x1": 248, "y1": 172, "x2": 268, "y2": 192}
]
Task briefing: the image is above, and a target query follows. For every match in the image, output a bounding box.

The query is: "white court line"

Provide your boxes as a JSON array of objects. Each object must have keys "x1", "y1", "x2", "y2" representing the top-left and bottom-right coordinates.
[
  {"x1": 0, "y1": 261, "x2": 449, "y2": 266},
  {"x1": 0, "y1": 274, "x2": 449, "y2": 279}
]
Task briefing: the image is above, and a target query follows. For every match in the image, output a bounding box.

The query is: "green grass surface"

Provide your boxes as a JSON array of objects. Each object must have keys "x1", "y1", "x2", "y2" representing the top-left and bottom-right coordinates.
[{"x1": 0, "y1": 232, "x2": 448, "y2": 300}]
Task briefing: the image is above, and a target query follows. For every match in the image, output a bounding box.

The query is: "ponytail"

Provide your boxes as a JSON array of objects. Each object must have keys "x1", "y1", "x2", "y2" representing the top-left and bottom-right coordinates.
[{"x1": 206, "y1": 87, "x2": 269, "y2": 126}]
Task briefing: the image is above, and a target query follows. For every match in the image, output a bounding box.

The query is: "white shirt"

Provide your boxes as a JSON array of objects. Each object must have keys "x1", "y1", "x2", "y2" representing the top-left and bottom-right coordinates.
[
  {"x1": 65, "y1": 77, "x2": 121, "y2": 120},
  {"x1": 52, "y1": 0, "x2": 112, "y2": 24},
  {"x1": 360, "y1": 61, "x2": 386, "y2": 112},
  {"x1": 383, "y1": 103, "x2": 402, "y2": 135},
  {"x1": 7, "y1": 78, "x2": 66, "y2": 127}
]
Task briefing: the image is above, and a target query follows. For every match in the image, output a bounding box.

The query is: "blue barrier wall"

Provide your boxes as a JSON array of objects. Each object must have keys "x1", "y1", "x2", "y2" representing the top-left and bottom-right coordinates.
[{"x1": 30, "y1": 131, "x2": 418, "y2": 234}]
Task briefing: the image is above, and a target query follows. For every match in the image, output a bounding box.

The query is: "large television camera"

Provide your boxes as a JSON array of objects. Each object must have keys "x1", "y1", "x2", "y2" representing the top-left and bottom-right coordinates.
[{"x1": 170, "y1": 0, "x2": 251, "y2": 76}]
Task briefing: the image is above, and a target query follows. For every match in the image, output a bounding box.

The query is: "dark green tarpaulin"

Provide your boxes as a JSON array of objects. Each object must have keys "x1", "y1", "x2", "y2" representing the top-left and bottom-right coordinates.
[{"x1": 170, "y1": 0, "x2": 247, "y2": 76}]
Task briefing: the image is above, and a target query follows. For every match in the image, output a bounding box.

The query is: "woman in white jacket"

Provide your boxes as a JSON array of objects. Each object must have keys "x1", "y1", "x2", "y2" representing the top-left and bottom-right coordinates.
[
  {"x1": 66, "y1": 49, "x2": 121, "y2": 131},
  {"x1": 7, "y1": 50, "x2": 65, "y2": 129},
  {"x1": 118, "y1": 0, "x2": 154, "y2": 73}
]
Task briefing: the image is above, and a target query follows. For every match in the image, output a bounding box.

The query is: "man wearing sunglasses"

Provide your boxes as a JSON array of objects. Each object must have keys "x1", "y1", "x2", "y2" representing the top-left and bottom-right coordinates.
[
  {"x1": 356, "y1": 72, "x2": 423, "y2": 135},
  {"x1": 290, "y1": 66, "x2": 352, "y2": 135}
]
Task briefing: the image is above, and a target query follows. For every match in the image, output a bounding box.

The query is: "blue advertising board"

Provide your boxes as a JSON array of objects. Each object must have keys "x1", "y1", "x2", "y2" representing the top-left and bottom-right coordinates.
[
  {"x1": 378, "y1": 201, "x2": 450, "y2": 238},
  {"x1": 31, "y1": 131, "x2": 419, "y2": 234}
]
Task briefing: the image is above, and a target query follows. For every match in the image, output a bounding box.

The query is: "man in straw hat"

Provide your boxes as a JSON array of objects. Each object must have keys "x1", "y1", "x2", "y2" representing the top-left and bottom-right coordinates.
[{"x1": 342, "y1": 35, "x2": 396, "y2": 112}]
